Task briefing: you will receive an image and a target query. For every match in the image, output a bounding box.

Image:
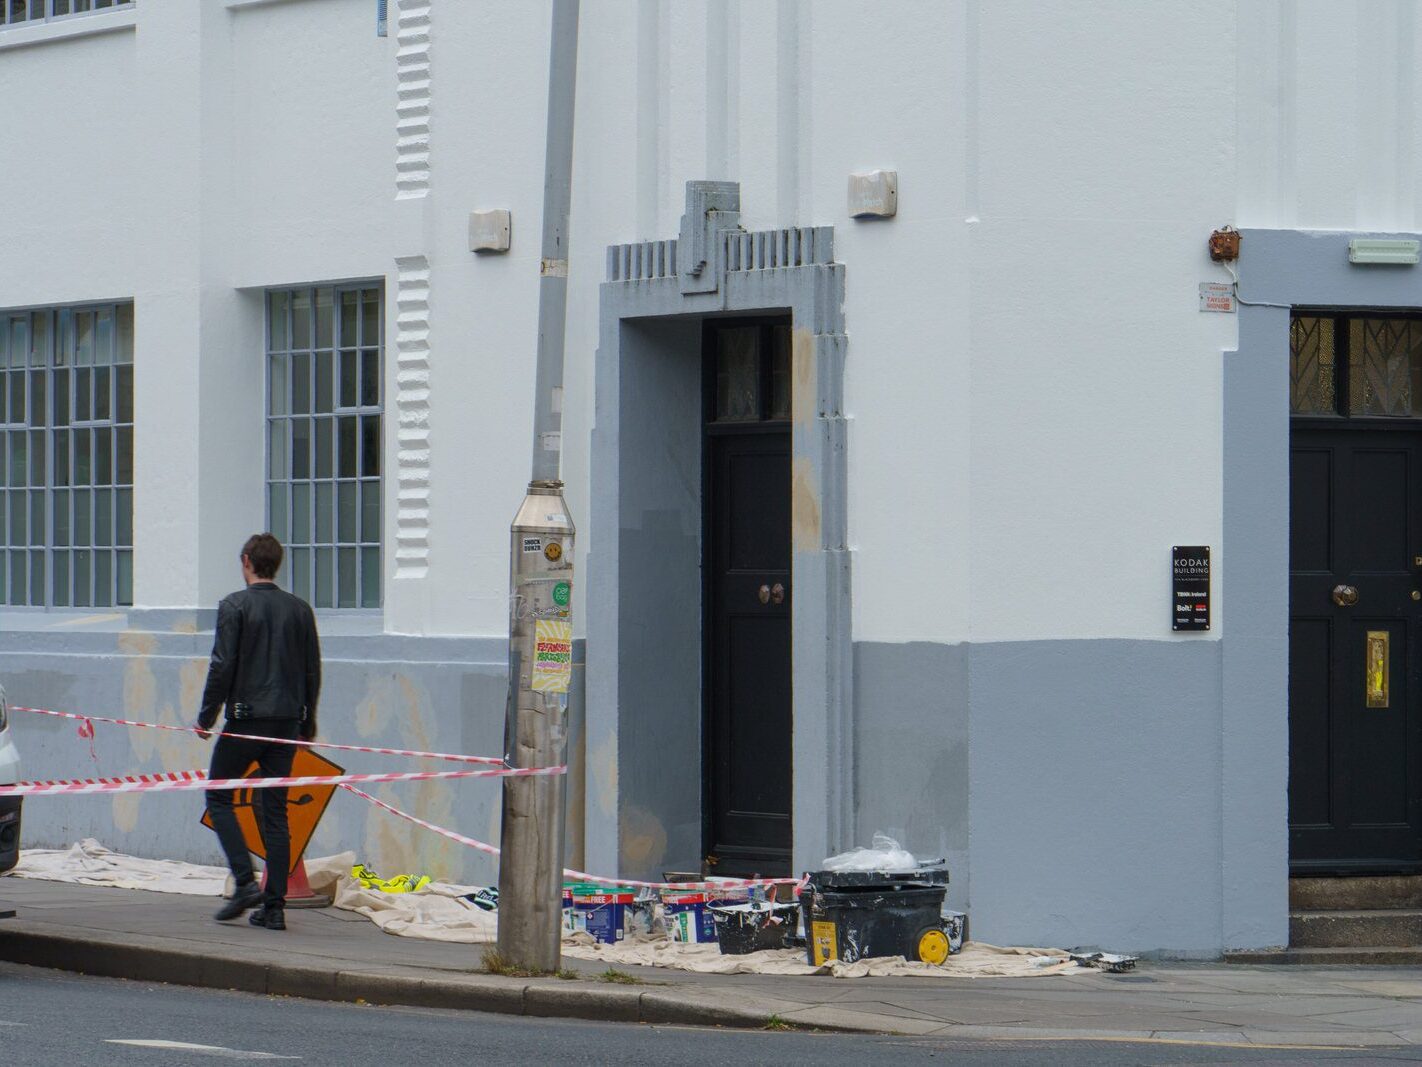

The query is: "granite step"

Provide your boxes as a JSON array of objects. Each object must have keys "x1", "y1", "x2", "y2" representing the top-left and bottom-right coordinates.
[
  {"x1": 1228, "y1": 945, "x2": 1422, "y2": 966},
  {"x1": 1290, "y1": 908, "x2": 1422, "y2": 948},
  {"x1": 1290, "y1": 874, "x2": 1422, "y2": 911}
]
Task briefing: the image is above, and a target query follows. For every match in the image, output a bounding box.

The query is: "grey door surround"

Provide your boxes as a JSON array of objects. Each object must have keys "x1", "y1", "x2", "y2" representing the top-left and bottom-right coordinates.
[
  {"x1": 585, "y1": 181, "x2": 850, "y2": 879},
  {"x1": 1227, "y1": 228, "x2": 1422, "y2": 949}
]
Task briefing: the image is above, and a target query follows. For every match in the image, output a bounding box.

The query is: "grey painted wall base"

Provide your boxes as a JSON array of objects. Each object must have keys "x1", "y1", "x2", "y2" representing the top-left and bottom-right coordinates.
[{"x1": 0, "y1": 624, "x2": 586, "y2": 885}]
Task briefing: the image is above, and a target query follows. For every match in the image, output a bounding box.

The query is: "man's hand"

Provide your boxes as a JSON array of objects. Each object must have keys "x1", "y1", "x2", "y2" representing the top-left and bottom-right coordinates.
[{"x1": 196, "y1": 723, "x2": 213, "y2": 741}]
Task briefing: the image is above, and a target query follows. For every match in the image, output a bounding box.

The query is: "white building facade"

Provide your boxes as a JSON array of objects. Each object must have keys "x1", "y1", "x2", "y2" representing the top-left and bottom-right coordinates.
[{"x1": 3, "y1": 0, "x2": 1422, "y2": 956}]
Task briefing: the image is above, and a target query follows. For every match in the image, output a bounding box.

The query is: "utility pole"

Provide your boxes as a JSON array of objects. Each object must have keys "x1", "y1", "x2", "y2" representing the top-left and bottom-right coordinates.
[{"x1": 496, "y1": 0, "x2": 580, "y2": 973}]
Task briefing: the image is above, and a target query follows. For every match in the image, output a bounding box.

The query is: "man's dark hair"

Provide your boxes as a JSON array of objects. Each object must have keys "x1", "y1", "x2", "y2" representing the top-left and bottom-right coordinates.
[{"x1": 241, "y1": 533, "x2": 284, "y2": 579}]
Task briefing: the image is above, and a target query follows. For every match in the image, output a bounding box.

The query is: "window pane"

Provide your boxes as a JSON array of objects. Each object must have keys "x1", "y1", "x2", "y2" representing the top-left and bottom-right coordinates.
[
  {"x1": 75, "y1": 368, "x2": 91, "y2": 422},
  {"x1": 291, "y1": 546, "x2": 310, "y2": 600},
  {"x1": 94, "y1": 426, "x2": 112, "y2": 485},
  {"x1": 30, "y1": 312, "x2": 49, "y2": 367},
  {"x1": 339, "y1": 349, "x2": 357, "y2": 408},
  {"x1": 28, "y1": 552, "x2": 43, "y2": 608},
  {"x1": 95, "y1": 307, "x2": 114, "y2": 365},
  {"x1": 94, "y1": 552, "x2": 112, "y2": 607},
  {"x1": 54, "y1": 368, "x2": 70, "y2": 426},
  {"x1": 315, "y1": 288, "x2": 334, "y2": 349},
  {"x1": 29, "y1": 371, "x2": 46, "y2": 427},
  {"x1": 340, "y1": 291, "x2": 358, "y2": 348},
  {"x1": 53, "y1": 429, "x2": 69, "y2": 489},
  {"x1": 8, "y1": 492, "x2": 26, "y2": 545},
  {"x1": 73, "y1": 549, "x2": 90, "y2": 608},
  {"x1": 314, "y1": 546, "x2": 333, "y2": 607},
  {"x1": 715, "y1": 327, "x2": 760, "y2": 420},
  {"x1": 8, "y1": 318, "x2": 27, "y2": 371},
  {"x1": 116, "y1": 303, "x2": 133, "y2": 363},
  {"x1": 361, "y1": 289, "x2": 380, "y2": 346},
  {"x1": 361, "y1": 479, "x2": 380, "y2": 542},
  {"x1": 95, "y1": 489, "x2": 112, "y2": 547},
  {"x1": 291, "y1": 483, "x2": 311, "y2": 544},
  {"x1": 9, "y1": 551, "x2": 25, "y2": 606},
  {"x1": 269, "y1": 354, "x2": 288, "y2": 416},
  {"x1": 94, "y1": 369, "x2": 111, "y2": 422},
  {"x1": 29, "y1": 488, "x2": 43, "y2": 543},
  {"x1": 74, "y1": 428, "x2": 90, "y2": 483},
  {"x1": 76, "y1": 311, "x2": 93, "y2": 366},
  {"x1": 338, "y1": 547, "x2": 356, "y2": 607},
  {"x1": 116, "y1": 365, "x2": 132, "y2": 423},
  {"x1": 116, "y1": 550, "x2": 132, "y2": 606},
  {"x1": 291, "y1": 290, "x2": 312, "y2": 349},
  {"x1": 291, "y1": 419, "x2": 311, "y2": 479},
  {"x1": 361, "y1": 415, "x2": 380, "y2": 477},
  {"x1": 315, "y1": 417, "x2": 333, "y2": 479},
  {"x1": 29, "y1": 428, "x2": 44, "y2": 485},
  {"x1": 770, "y1": 324, "x2": 791, "y2": 419},
  {"x1": 74, "y1": 490, "x2": 91, "y2": 547},
  {"x1": 1348, "y1": 318, "x2": 1422, "y2": 417},
  {"x1": 53, "y1": 490, "x2": 70, "y2": 546},
  {"x1": 338, "y1": 416, "x2": 357, "y2": 478},
  {"x1": 360, "y1": 546, "x2": 380, "y2": 607},
  {"x1": 116, "y1": 488, "x2": 132, "y2": 545},
  {"x1": 8, "y1": 431, "x2": 25, "y2": 487},
  {"x1": 268, "y1": 420, "x2": 287, "y2": 480},
  {"x1": 8, "y1": 371, "x2": 24, "y2": 423},
  {"x1": 53, "y1": 551, "x2": 70, "y2": 607},
  {"x1": 315, "y1": 482, "x2": 333, "y2": 543},
  {"x1": 116, "y1": 426, "x2": 133, "y2": 484},
  {"x1": 291, "y1": 352, "x2": 311, "y2": 413},
  {"x1": 337, "y1": 481, "x2": 356, "y2": 543},
  {"x1": 268, "y1": 483, "x2": 289, "y2": 542},
  {"x1": 360, "y1": 348, "x2": 380, "y2": 408},
  {"x1": 268, "y1": 291, "x2": 290, "y2": 351},
  {"x1": 315, "y1": 350, "x2": 334, "y2": 414}
]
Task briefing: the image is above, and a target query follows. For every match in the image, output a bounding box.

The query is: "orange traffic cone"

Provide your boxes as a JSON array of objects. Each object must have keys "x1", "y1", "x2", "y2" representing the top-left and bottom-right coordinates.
[{"x1": 261, "y1": 858, "x2": 331, "y2": 909}]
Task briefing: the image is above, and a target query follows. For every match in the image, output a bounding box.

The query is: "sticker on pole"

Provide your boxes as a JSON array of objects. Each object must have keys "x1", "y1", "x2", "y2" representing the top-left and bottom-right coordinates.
[{"x1": 532, "y1": 619, "x2": 574, "y2": 693}]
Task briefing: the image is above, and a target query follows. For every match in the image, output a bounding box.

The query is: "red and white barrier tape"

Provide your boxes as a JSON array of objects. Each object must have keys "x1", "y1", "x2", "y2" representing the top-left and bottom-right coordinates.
[
  {"x1": 342, "y1": 784, "x2": 802, "y2": 892},
  {"x1": 9, "y1": 705, "x2": 505, "y2": 766},
  {"x1": 0, "y1": 763, "x2": 565, "y2": 798}
]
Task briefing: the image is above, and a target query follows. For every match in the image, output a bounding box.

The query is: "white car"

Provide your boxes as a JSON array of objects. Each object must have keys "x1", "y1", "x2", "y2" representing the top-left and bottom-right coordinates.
[{"x1": 0, "y1": 686, "x2": 21, "y2": 872}]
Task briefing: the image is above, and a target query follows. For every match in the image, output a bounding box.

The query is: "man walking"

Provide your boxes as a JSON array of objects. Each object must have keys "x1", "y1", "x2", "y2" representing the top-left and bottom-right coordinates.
[{"x1": 199, "y1": 533, "x2": 321, "y2": 931}]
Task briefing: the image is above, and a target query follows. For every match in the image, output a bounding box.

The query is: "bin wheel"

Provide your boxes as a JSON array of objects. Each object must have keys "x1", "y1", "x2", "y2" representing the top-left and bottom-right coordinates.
[{"x1": 916, "y1": 927, "x2": 950, "y2": 965}]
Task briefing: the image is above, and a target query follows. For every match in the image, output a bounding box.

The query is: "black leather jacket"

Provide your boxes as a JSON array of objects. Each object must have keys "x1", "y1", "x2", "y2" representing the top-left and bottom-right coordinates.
[{"x1": 199, "y1": 582, "x2": 322, "y2": 737}]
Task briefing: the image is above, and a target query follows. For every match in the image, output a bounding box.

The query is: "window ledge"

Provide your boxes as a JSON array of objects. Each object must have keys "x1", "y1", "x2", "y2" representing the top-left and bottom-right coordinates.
[{"x1": 0, "y1": 8, "x2": 135, "y2": 53}]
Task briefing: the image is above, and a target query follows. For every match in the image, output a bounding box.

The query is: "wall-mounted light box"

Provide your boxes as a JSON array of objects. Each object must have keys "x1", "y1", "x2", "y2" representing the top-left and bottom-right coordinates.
[{"x1": 1348, "y1": 239, "x2": 1420, "y2": 265}]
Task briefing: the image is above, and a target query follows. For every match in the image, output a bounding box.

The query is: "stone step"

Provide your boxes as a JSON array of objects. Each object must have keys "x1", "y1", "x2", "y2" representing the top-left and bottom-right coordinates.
[
  {"x1": 1290, "y1": 908, "x2": 1422, "y2": 948},
  {"x1": 1228, "y1": 945, "x2": 1422, "y2": 966},
  {"x1": 1290, "y1": 874, "x2": 1422, "y2": 911}
]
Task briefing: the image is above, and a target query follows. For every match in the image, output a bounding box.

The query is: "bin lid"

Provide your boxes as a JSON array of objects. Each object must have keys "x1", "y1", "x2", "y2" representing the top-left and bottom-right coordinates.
[{"x1": 805, "y1": 864, "x2": 949, "y2": 889}]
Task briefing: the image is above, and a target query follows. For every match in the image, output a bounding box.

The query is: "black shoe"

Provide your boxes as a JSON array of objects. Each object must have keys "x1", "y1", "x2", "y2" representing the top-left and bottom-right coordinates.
[
  {"x1": 214, "y1": 882, "x2": 261, "y2": 922},
  {"x1": 249, "y1": 906, "x2": 286, "y2": 931}
]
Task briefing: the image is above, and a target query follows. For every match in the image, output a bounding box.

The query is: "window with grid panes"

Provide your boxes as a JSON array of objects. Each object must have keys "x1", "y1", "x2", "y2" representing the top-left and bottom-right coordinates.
[
  {"x1": 0, "y1": 304, "x2": 134, "y2": 608},
  {"x1": 1, "y1": 0, "x2": 133, "y2": 30},
  {"x1": 266, "y1": 285, "x2": 383, "y2": 609}
]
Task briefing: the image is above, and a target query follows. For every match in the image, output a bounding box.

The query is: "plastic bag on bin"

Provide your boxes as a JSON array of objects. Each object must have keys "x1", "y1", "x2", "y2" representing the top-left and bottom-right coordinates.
[{"x1": 821, "y1": 831, "x2": 917, "y2": 873}]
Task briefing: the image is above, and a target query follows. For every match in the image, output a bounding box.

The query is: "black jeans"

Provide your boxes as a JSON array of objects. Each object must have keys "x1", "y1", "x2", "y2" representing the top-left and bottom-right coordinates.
[{"x1": 206, "y1": 718, "x2": 301, "y2": 909}]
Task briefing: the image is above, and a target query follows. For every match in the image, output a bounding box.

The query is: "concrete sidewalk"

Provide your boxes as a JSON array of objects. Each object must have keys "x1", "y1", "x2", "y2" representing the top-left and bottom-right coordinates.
[{"x1": 4, "y1": 878, "x2": 1422, "y2": 1049}]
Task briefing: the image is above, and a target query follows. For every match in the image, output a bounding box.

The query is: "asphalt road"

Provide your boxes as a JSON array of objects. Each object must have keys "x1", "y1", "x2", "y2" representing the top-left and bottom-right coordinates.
[{"x1": 3, "y1": 961, "x2": 1422, "y2": 1066}]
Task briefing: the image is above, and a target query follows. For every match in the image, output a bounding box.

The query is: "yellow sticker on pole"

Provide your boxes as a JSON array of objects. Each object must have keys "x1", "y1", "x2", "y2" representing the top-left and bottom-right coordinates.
[{"x1": 531, "y1": 619, "x2": 574, "y2": 693}]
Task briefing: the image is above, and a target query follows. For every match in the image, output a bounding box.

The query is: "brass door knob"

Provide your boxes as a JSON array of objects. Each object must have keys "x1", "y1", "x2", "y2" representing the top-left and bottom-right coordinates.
[
  {"x1": 1332, "y1": 584, "x2": 1359, "y2": 607},
  {"x1": 770, "y1": 582, "x2": 785, "y2": 605},
  {"x1": 758, "y1": 585, "x2": 771, "y2": 604},
  {"x1": 1413, "y1": 590, "x2": 1421, "y2": 602}
]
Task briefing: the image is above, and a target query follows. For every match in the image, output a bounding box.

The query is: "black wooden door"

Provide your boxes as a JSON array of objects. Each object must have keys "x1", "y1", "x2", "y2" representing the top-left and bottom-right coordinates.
[
  {"x1": 1290, "y1": 424, "x2": 1422, "y2": 871},
  {"x1": 704, "y1": 319, "x2": 793, "y2": 877}
]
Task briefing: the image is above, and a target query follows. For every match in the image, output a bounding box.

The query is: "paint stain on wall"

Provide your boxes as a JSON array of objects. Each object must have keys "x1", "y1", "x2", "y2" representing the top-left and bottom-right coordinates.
[
  {"x1": 619, "y1": 804, "x2": 667, "y2": 874},
  {"x1": 791, "y1": 325, "x2": 816, "y2": 424},
  {"x1": 792, "y1": 456, "x2": 821, "y2": 552},
  {"x1": 589, "y1": 732, "x2": 617, "y2": 820},
  {"x1": 112, "y1": 792, "x2": 141, "y2": 833},
  {"x1": 354, "y1": 674, "x2": 399, "y2": 738},
  {"x1": 120, "y1": 632, "x2": 159, "y2": 764}
]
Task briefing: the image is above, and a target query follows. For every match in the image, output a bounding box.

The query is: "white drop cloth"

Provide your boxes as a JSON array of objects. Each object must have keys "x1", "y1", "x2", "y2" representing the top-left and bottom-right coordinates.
[{"x1": 10, "y1": 842, "x2": 1081, "y2": 978}]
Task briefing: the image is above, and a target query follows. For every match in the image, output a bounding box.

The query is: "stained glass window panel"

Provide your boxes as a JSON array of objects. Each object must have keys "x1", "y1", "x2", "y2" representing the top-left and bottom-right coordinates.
[
  {"x1": 1348, "y1": 318, "x2": 1422, "y2": 418},
  {"x1": 1290, "y1": 316, "x2": 1335, "y2": 415}
]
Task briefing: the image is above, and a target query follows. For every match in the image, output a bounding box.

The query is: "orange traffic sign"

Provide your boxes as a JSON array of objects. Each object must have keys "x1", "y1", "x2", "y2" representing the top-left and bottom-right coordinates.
[{"x1": 200, "y1": 747, "x2": 343, "y2": 874}]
